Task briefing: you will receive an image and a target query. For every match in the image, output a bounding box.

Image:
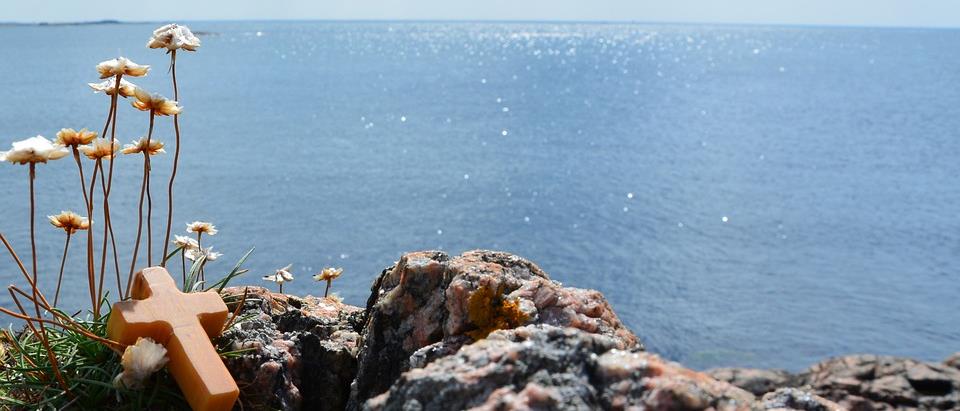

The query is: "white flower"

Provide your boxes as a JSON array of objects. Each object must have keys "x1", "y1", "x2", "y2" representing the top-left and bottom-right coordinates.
[
  {"x1": 131, "y1": 87, "x2": 182, "y2": 116},
  {"x1": 185, "y1": 247, "x2": 221, "y2": 262},
  {"x1": 0, "y1": 136, "x2": 69, "y2": 165},
  {"x1": 121, "y1": 137, "x2": 165, "y2": 156},
  {"x1": 78, "y1": 138, "x2": 120, "y2": 160},
  {"x1": 147, "y1": 23, "x2": 201, "y2": 52},
  {"x1": 55, "y1": 128, "x2": 97, "y2": 147},
  {"x1": 186, "y1": 221, "x2": 217, "y2": 236},
  {"x1": 313, "y1": 267, "x2": 343, "y2": 282},
  {"x1": 88, "y1": 78, "x2": 138, "y2": 98},
  {"x1": 113, "y1": 337, "x2": 168, "y2": 389},
  {"x1": 263, "y1": 264, "x2": 294, "y2": 284},
  {"x1": 173, "y1": 235, "x2": 199, "y2": 251},
  {"x1": 96, "y1": 56, "x2": 150, "y2": 79},
  {"x1": 48, "y1": 211, "x2": 91, "y2": 235}
]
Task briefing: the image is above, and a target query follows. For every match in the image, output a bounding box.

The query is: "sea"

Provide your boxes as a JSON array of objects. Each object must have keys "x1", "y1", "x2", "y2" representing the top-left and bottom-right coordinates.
[{"x1": 0, "y1": 21, "x2": 957, "y2": 371}]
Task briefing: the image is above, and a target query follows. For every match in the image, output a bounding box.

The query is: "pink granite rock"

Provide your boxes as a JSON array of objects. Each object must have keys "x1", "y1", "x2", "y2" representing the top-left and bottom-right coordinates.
[
  {"x1": 219, "y1": 286, "x2": 364, "y2": 410},
  {"x1": 349, "y1": 250, "x2": 641, "y2": 408}
]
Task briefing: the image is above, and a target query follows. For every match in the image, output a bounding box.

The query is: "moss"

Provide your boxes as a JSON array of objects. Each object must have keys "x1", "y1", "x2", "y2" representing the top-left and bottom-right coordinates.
[{"x1": 465, "y1": 283, "x2": 529, "y2": 340}]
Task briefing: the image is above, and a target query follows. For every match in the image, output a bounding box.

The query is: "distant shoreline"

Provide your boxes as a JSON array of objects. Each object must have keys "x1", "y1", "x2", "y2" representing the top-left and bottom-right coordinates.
[{"x1": 0, "y1": 18, "x2": 957, "y2": 31}]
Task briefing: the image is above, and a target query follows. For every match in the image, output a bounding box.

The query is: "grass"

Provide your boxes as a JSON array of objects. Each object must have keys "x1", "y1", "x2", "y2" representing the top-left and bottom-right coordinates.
[{"x1": 0, "y1": 250, "x2": 255, "y2": 409}]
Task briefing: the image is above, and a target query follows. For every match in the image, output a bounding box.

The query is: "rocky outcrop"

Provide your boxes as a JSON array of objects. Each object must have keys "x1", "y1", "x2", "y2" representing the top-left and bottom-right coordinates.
[
  {"x1": 214, "y1": 251, "x2": 956, "y2": 411},
  {"x1": 218, "y1": 286, "x2": 364, "y2": 410},
  {"x1": 348, "y1": 250, "x2": 642, "y2": 408},
  {"x1": 364, "y1": 324, "x2": 754, "y2": 411},
  {"x1": 711, "y1": 355, "x2": 960, "y2": 410}
]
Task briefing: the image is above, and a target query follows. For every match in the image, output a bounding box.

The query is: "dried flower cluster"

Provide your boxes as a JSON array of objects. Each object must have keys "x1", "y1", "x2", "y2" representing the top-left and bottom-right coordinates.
[
  {"x1": 113, "y1": 337, "x2": 169, "y2": 389},
  {"x1": 147, "y1": 24, "x2": 201, "y2": 52},
  {"x1": 48, "y1": 211, "x2": 91, "y2": 235},
  {"x1": 0, "y1": 136, "x2": 68, "y2": 164}
]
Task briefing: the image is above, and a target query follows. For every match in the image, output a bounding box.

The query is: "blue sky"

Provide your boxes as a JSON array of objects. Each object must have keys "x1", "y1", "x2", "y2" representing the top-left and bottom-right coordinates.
[{"x1": 5, "y1": 0, "x2": 959, "y2": 28}]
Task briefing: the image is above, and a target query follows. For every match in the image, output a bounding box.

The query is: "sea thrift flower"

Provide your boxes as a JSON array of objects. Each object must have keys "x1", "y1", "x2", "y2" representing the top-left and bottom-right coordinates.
[
  {"x1": 0, "y1": 136, "x2": 68, "y2": 164},
  {"x1": 147, "y1": 23, "x2": 201, "y2": 52},
  {"x1": 186, "y1": 221, "x2": 217, "y2": 236},
  {"x1": 113, "y1": 337, "x2": 168, "y2": 389},
  {"x1": 55, "y1": 128, "x2": 97, "y2": 147},
  {"x1": 185, "y1": 247, "x2": 221, "y2": 262},
  {"x1": 78, "y1": 138, "x2": 120, "y2": 160},
  {"x1": 131, "y1": 87, "x2": 182, "y2": 116},
  {"x1": 121, "y1": 137, "x2": 165, "y2": 156},
  {"x1": 173, "y1": 235, "x2": 199, "y2": 251},
  {"x1": 88, "y1": 78, "x2": 138, "y2": 97},
  {"x1": 263, "y1": 264, "x2": 294, "y2": 292},
  {"x1": 313, "y1": 267, "x2": 343, "y2": 298},
  {"x1": 96, "y1": 57, "x2": 150, "y2": 79},
  {"x1": 48, "y1": 211, "x2": 90, "y2": 235}
]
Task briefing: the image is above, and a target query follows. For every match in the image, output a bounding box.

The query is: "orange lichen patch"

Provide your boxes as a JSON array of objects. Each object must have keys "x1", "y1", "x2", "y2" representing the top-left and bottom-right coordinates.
[{"x1": 465, "y1": 283, "x2": 529, "y2": 340}]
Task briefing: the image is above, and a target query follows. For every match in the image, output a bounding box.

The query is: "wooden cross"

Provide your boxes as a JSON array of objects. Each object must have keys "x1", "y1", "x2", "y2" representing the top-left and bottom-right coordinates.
[{"x1": 107, "y1": 267, "x2": 239, "y2": 411}]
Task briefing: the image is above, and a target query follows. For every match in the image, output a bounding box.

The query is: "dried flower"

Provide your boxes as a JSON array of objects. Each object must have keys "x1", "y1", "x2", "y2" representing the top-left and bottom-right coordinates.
[
  {"x1": 173, "y1": 235, "x2": 199, "y2": 251},
  {"x1": 131, "y1": 87, "x2": 181, "y2": 116},
  {"x1": 313, "y1": 267, "x2": 344, "y2": 298},
  {"x1": 55, "y1": 128, "x2": 97, "y2": 147},
  {"x1": 88, "y1": 78, "x2": 138, "y2": 98},
  {"x1": 121, "y1": 137, "x2": 165, "y2": 156},
  {"x1": 313, "y1": 267, "x2": 343, "y2": 282},
  {"x1": 185, "y1": 247, "x2": 221, "y2": 262},
  {"x1": 48, "y1": 211, "x2": 90, "y2": 235},
  {"x1": 147, "y1": 23, "x2": 201, "y2": 52},
  {"x1": 263, "y1": 264, "x2": 294, "y2": 284},
  {"x1": 113, "y1": 337, "x2": 168, "y2": 389},
  {"x1": 96, "y1": 57, "x2": 150, "y2": 79},
  {"x1": 0, "y1": 136, "x2": 68, "y2": 165},
  {"x1": 186, "y1": 221, "x2": 217, "y2": 236},
  {"x1": 78, "y1": 138, "x2": 120, "y2": 160}
]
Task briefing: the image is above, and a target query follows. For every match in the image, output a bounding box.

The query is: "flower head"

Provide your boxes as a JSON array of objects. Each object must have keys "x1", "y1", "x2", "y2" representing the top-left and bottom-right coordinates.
[
  {"x1": 313, "y1": 267, "x2": 343, "y2": 282},
  {"x1": 96, "y1": 57, "x2": 150, "y2": 79},
  {"x1": 55, "y1": 128, "x2": 97, "y2": 147},
  {"x1": 88, "y1": 78, "x2": 138, "y2": 98},
  {"x1": 132, "y1": 87, "x2": 181, "y2": 116},
  {"x1": 263, "y1": 264, "x2": 294, "y2": 284},
  {"x1": 122, "y1": 137, "x2": 165, "y2": 156},
  {"x1": 113, "y1": 337, "x2": 168, "y2": 389},
  {"x1": 186, "y1": 247, "x2": 221, "y2": 262},
  {"x1": 173, "y1": 235, "x2": 199, "y2": 251},
  {"x1": 0, "y1": 136, "x2": 68, "y2": 165},
  {"x1": 78, "y1": 138, "x2": 120, "y2": 160},
  {"x1": 48, "y1": 211, "x2": 90, "y2": 235},
  {"x1": 147, "y1": 23, "x2": 201, "y2": 52},
  {"x1": 186, "y1": 221, "x2": 217, "y2": 236}
]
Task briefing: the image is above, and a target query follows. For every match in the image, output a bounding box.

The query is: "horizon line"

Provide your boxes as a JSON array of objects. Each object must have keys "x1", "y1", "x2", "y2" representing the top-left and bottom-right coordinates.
[{"x1": 1, "y1": 17, "x2": 958, "y2": 31}]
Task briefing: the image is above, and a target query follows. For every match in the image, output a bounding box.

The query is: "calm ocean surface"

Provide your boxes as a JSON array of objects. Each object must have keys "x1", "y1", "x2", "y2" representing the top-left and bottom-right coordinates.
[{"x1": 0, "y1": 21, "x2": 957, "y2": 370}]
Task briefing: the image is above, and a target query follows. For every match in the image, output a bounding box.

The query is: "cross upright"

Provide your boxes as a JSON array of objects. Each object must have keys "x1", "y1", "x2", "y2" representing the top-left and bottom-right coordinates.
[{"x1": 107, "y1": 267, "x2": 239, "y2": 411}]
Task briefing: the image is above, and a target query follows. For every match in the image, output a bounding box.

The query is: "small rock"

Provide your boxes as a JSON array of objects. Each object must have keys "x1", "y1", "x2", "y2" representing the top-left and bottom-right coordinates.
[
  {"x1": 708, "y1": 367, "x2": 795, "y2": 396},
  {"x1": 219, "y1": 286, "x2": 363, "y2": 411}
]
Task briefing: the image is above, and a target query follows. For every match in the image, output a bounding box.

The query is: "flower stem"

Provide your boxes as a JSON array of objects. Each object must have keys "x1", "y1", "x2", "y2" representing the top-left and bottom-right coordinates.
[
  {"x1": 162, "y1": 50, "x2": 180, "y2": 265},
  {"x1": 73, "y1": 146, "x2": 98, "y2": 317},
  {"x1": 106, "y1": 74, "x2": 122, "y2": 295},
  {"x1": 196, "y1": 232, "x2": 204, "y2": 283},
  {"x1": 324, "y1": 280, "x2": 331, "y2": 298},
  {"x1": 53, "y1": 233, "x2": 71, "y2": 307},
  {"x1": 26, "y1": 164, "x2": 69, "y2": 391},
  {"x1": 96, "y1": 160, "x2": 121, "y2": 302},
  {"x1": 279, "y1": 283, "x2": 283, "y2": 294},
  {"x1": 126, "y1": 112, "x2": 155, "y2": 297}
]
